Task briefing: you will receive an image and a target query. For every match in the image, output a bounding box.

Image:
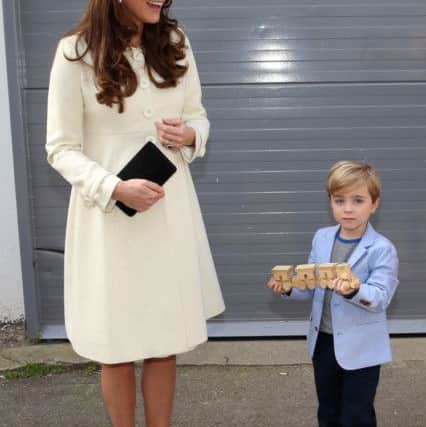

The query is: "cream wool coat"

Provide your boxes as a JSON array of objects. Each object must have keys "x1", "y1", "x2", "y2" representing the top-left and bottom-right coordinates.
[{"x1": 46, "y1": 34, "x2": 225, "y2": 364}]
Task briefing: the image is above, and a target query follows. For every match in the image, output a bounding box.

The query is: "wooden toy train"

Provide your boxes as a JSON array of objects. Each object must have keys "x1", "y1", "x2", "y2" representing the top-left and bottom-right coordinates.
[{"x1": 271, "y1": 263, "x2": 360, "y2": 293}]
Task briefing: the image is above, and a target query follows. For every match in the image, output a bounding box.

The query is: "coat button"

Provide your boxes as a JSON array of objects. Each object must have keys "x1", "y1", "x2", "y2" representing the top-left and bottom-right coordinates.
[
  {"x1": 139, "y1": 78, "x2": 149, "y2": 89},
  {"x1": 82, "y1": 196, "x2": 94, "y2": 208},
  {"x1": 143, "y1": 107, "x2": 153, "y2": 118},
  {"x1": 133, "y1": 49, "x2": 144, "y2": 62},
  {"x1": 314, "y1": 326, "x2": 318, "y2": 331}
]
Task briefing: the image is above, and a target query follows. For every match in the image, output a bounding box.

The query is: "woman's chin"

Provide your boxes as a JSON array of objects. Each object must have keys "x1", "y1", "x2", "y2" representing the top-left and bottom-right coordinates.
[
  {"x1": 145, "y1": 16, "x2": 161, "y2": 24},
  {"x1": 138, "y1": 10, "x2": 162, "y2": 24}
]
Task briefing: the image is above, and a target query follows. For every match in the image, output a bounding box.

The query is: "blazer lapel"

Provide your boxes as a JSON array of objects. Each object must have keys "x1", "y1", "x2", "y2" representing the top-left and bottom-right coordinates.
[{"x1": 347, "y1": 222, "x2": 378, "y2": 268}]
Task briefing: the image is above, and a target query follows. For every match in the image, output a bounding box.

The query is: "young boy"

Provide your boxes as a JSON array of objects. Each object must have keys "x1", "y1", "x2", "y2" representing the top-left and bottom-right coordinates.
[{"x1": 268, "y1": 161, "x2": 399, "y2": 427}]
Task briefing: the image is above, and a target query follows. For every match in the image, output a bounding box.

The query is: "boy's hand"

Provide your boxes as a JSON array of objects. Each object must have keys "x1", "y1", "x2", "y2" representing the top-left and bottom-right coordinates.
[
  {"x1": 267, "y1": 277, "x2": 292, "y2": 294},
  {"x1": 333, "y1": 274, "x2": 361, "y2": 296},
  {"x1": 267, "y1": 277, "x2": 282, "y2": 293}
]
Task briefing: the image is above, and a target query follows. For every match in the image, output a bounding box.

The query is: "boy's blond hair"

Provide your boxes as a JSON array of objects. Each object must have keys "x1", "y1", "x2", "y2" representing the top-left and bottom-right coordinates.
[{"x1": 327, "y1": 161, "x2": 381, "y2": 202}]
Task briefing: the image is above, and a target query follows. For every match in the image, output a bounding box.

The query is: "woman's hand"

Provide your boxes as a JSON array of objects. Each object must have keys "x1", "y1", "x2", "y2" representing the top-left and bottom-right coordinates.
[
  {"x1": 112, "y1": 179, "x2": 165, "y2": 212},
  {"x1": 155, "y1": 118, "x2": 196, "y2": 150}
]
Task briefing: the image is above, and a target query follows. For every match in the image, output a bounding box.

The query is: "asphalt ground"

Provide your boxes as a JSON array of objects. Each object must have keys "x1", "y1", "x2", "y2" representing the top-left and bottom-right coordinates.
[{"x1": 1, "y1": 360, "x2": 425, "y2": 427}]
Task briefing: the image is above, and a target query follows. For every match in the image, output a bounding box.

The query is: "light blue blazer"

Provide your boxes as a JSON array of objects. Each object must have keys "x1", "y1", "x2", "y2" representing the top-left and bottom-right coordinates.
[{"x1": 283, "y1": 223, "x2": 399, "y2": 370}]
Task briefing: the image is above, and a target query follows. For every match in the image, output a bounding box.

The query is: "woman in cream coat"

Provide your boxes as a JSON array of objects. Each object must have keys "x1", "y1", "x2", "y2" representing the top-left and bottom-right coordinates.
[{"x1": 46, "y1": 0, "x2": 224, "y2": 425}]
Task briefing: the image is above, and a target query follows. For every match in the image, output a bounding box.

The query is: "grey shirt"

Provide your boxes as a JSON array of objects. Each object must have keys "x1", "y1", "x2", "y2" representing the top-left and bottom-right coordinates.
[{"x1": 319, "y1": 237, "x2": 360, "y2": 334}]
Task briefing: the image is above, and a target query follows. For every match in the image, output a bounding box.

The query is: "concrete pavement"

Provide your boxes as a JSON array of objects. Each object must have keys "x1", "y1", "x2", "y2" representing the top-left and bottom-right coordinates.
[{"x1": 0, "y1": 338, "x2": 425, "y2": 426}]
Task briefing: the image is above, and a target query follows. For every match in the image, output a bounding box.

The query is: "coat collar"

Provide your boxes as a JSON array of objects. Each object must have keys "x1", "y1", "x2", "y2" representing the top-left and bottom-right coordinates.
[{"x1": 325, "y1": 222, "x2": 378, "y2": 267}]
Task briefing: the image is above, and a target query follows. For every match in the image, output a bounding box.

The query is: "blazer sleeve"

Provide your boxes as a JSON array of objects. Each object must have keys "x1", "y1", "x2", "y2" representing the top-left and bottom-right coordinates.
[
  {"x1": 281, "y1": 231, "x2": 319, "y2": 301},
  {"x1": 46, "y1": 37, "x2": 121, "y2": 213},
  {"x1": 180, "y1": 37, "x2": 210, "y2": 163},
  {"x1": 346, "y1": 242, "x2": 399, "y2": 313}
]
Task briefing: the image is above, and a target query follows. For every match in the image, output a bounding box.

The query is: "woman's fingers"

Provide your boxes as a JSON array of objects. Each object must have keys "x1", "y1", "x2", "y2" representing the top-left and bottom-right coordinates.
[
  {"x1": 113, "y1": 179, "x2": 167, "y2": 213},
  {"x1": 141, "y1": 179, "x2": 164, "y2": 196},
  {"x1": 162, "y1": 118, "x2": 182, "y2": 126},
  {"x1": 155, "y1": 119, "x2": 188, "y2": 149},
  {"x1": 159, "y1": 125, "x2": 184, "y2": 138},
  {"x1": 155, "y1": 120, "x2": 183, "y2": 136},
  {"x1": 158, "y1": 131, "x2": 184, "y2": 147}
]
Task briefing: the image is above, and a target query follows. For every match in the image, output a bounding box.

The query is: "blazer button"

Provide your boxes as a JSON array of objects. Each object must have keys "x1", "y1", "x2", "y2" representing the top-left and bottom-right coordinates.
[
  {"x1": 143, "y1": 107, "x2": 153, "y2": 118},
  {"x1": 314, "y1": 326, "x2": 318, "y2": 331}
]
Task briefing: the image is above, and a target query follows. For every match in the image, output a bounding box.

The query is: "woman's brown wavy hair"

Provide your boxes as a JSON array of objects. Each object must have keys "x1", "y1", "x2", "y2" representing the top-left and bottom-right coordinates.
[{"x1": 65, "y1": 0, "x2": 188, "y2": 113}]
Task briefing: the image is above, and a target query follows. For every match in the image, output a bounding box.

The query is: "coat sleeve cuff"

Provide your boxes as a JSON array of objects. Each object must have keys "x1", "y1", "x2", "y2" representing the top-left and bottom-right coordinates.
[
  {"x1": 281, "y1": 290, "x2": 292, "y2": 298},
  {"x1": 180, "y1": 120, "x2": 208, "y2": 163},
  {"x1": 343, "y1": 288, "x2": 360, "y2": 299},
  {"x1": 344, "y1": 283, "x2": 372, "y2": 308},
  {"x1": 95, "y1": 174, "x2": 122, "y2": 213},
  {"x1": 281, "y1": 288, "x2": 314, "y2": 301}
]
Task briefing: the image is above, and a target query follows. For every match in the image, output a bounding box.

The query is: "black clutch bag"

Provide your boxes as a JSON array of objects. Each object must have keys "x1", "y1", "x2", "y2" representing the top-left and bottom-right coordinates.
[{"x1": 116, "y1": 141, "x2": 177, "y2": 216}]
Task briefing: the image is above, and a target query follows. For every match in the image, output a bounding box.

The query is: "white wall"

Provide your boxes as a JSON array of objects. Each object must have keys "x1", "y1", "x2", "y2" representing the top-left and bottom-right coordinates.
[{"x1": 0, "y1": 3, "x2": 24, "y2": 322}]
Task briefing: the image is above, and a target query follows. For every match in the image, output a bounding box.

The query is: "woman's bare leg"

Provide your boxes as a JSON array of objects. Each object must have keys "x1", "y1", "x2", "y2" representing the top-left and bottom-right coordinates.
[
  {"x1": 141, "y1": 355, "x2": 176, "y2": 427},
  {"x1": 101, "y1": 362, "x2": 136, "y2": 427}
]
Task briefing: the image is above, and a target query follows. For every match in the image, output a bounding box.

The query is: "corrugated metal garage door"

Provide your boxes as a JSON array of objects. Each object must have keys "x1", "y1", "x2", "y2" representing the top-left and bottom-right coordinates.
[{"x1": 13, "y1": 0, "x2": 426, "y2": 337}]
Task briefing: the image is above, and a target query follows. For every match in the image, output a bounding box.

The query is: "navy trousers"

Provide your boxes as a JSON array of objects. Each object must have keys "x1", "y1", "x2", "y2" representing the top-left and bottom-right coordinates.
[{"x1": 312, "y1": 332, "x2": 380, "y2": 427}]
